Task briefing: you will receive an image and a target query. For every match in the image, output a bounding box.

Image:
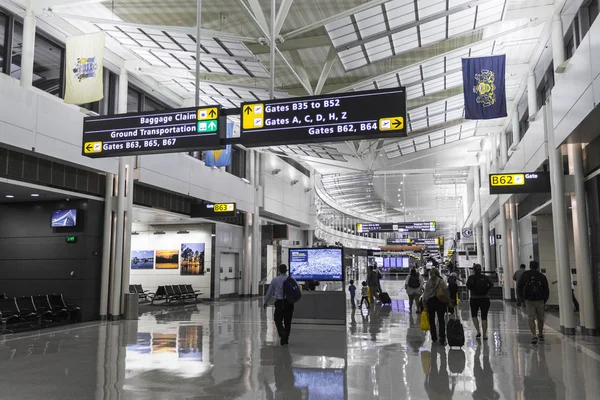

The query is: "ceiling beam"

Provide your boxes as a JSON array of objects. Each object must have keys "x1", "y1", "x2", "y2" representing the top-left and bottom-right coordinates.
[
  {"x1": 276, "y1": 48, "x2": 314, "y2": 95},
  {"x1": 289, "y1": 50, "x2": 314, "y2": 95},
  {"x1": 128, "y1": 47, "x2": 258, "y2": 63},
  {"x1": 314, "y1": 46, "x2": 337, "y2": 95},
  {"x1": 275, "y1": 0, "x2": 294, "y2": 37},
  {"x1": 335, "y1": 0, "x2": 491, "y2": 52},
  {"x1": 246, "y1": 34, "x2": 331, "y2": 54},
  {"x1": 244, "y1": 0, "x2": 270, "y2": 36},
  {"x1": 282, "y1": 0, "x2": 390, "y2": 40}
]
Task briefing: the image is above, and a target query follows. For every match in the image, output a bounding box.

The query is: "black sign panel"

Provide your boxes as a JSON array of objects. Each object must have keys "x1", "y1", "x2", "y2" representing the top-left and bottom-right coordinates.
[
  {"x1": 488, "y1": 172, "x2": 551, "y2": 194},
  {"x1": 240, "y1": 88, "x2": 407, "y2": 147},
  {"x1": 357, "y1": 221, "x2": 436, "y2": 233},
  {"x1": 82, "y1": 106, "x2": 221, "y2": 158},
  {"x1": 191, "y1": 202, "x2": 236, "y2": 218},
  {"x1": 387, "y1": 238, "x2": 412, "y2": 245}
]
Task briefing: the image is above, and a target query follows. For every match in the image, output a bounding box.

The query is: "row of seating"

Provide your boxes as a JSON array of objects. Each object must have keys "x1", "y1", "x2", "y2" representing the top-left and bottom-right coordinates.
[
  {"x1": 0, "y1": 294, "x2": 81, "y2": 333},
  {"x1": 149, "y1": 285, "x2": 203, "y2": 305},
  {"x1": 128, "y1": 285, "x2": 151, "y2": 302}
]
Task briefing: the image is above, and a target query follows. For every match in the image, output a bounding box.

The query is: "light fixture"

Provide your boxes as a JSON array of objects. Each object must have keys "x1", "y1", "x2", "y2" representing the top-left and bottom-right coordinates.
[
  {"x1": 304, "y1": 188, "x2": 312, "y2": 193},
  {"x1": 291, "y1": 179, "x2": 299, "y2": 186},
  {"x1": 177, "y1": 230, "x2": 190, "y2": 234},
  {"x1": 241, "y1": 177, "x2": 251, "y2": 184},
  {"x1": 5, "y1": 195, "x2": 14, "y2": 198},
  {"x1": 31, "y1": 194, "x2": 40, "y2": 197},
  {"x1": 132, "y1": 231, "x2": 140, "y2": 235},
  {"x1": 153, "y1": 231, "x2": 166, "y2": 235},
  {"x1": 271, "y1": 169, "x2": 281, "y2": 175}
]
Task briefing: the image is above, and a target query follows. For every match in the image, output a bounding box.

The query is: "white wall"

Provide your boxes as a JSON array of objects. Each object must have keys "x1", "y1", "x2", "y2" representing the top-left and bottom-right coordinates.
[
  {"x1": 129, "y1": 225, "x2": 213, "y2": 298},
  {"x1": 519, "y1": 216, "x2": 534, "y2": 267},
  {"x1": 213, "y1": 223, "x2": 245, "y2": 299},
  {"x1": 537, "y1": 215, "x2": 559, "y2": 306}
]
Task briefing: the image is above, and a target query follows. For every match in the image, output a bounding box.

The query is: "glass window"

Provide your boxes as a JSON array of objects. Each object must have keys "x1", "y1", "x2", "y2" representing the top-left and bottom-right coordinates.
[
  {"x1": 127, "y1": 87, "x2": 141, "y2": 112},
  {"x1": 590, "y1": 0, "x2": 599, "y2": 26},
  {"x1": 11, "y1": 23, "x2": 64, "y2": 97},
  {"x1": 143, "y1": 96, "x2": 165, "y2": 111},
  {"x1": 0, "y1": 12, "x2": 7, "y2": 73}
]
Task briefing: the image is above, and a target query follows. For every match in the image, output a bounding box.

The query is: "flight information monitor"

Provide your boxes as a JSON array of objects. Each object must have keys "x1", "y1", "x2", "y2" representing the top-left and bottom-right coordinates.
[
  {"x1": 240, "y1": 88, "x2": 407, "y2": 147},
  {"x1": 82, "y1": 106, "x2": 221, "y2": 158}
]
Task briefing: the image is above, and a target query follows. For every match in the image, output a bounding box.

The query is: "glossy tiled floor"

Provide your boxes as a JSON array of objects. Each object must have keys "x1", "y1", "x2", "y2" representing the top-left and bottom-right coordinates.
[{"x1": 2, "y1": 281, "x2": 600, "y2": 399}]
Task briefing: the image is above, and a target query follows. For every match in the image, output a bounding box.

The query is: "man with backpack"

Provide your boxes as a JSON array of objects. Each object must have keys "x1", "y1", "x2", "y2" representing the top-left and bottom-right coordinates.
[
  {"x1": 264, "y1": 264, "x2": 302, "y2": 346},
  {"x1": 466, "y1": 264, "x2": 494, "y2": 340},
  {"x1": 517, "y1": 260, "x2": 550, "y2": 344}
]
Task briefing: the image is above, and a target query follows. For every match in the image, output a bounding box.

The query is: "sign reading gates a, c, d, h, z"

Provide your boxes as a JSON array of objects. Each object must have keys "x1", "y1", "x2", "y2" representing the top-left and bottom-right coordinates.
[
  {"x1": 488, "y1": 172, "x2": 551, "y2": 194},
  {"x1": 240, "y1": 88, "x2": 407, "y2": 147},
  {"x1": 82, "y1": 106, "x2": 221, "y2": 158}
]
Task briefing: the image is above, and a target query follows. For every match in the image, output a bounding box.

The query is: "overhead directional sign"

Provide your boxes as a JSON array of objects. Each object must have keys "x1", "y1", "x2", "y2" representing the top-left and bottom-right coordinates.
[
  {"x1": 489, "y1": 172, "x2": 551, "y2": 194},
  {"x1": 240, "y1": 88, "x2": 407, "y2": 147},
  {"x1": 191, "y1": 202, "x2": 237, "y2": 218},
  {"x1": 82, "y1": 106, "x2": 221, "y2": 158},
  {"x1": 357, "y1": 221, "x2": 436, "y2": 233}
]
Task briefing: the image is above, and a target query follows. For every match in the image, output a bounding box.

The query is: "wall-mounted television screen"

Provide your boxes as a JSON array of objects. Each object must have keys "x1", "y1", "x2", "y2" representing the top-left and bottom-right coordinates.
[
  {"x1": 51, "y1": 209, "x2": 78, "y2": 227},
  {"x1": 289, "y1": 248, "x2": 343, "y2": 281}
]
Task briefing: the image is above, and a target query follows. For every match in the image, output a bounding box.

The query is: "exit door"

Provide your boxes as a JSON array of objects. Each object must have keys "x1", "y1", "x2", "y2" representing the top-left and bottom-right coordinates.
[{"x1": 220, "y1": 253, "x2": 239, "y2": 296}]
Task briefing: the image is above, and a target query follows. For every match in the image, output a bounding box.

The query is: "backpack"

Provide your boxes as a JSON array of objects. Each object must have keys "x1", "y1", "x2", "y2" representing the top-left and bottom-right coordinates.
[
  {"x1": 283, "y1": 277, "x2": 302, "y2": 303},
  {"x1": 408, "y1": 275, "x2": 420, "y2": 289},
  {"x1": 447, "y1": 275, "x2": 458, "y2": 288},
  {"x1": 523, "y1": 274, "x2": 544, "y2": 301}
]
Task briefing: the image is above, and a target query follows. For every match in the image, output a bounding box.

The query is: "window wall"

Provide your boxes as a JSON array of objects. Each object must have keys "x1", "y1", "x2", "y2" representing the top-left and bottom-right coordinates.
[{"x1": 0, "y1": 11, "x2": 7, "y2": 73}]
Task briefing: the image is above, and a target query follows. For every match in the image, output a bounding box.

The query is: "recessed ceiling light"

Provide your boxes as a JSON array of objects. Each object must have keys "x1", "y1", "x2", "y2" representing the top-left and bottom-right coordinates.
[
  {"x1": 31, "y1": 194, "x2": 40, "y2": 197},
  {"x1": 5, "y1": 195, "x2": 14, "y2": 198}
]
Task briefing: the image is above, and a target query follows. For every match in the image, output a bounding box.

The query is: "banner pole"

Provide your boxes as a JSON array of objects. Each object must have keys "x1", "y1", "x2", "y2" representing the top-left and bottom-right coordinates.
[{"x1": 195, "y1": 0, "x2": 203, "y2": 107}]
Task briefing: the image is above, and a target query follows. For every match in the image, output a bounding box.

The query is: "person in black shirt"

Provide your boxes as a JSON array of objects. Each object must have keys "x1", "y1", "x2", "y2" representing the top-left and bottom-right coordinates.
[
  {"x1": 466, "y1": 264, "x2": 494, "y2": 340},
  {"x1": 517, "y1": 260, "x2": 550, "y2": 344}
]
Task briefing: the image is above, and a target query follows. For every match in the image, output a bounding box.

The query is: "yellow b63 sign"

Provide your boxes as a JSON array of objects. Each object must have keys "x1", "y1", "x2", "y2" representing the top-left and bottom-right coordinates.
[
  {"x1": 490, "y1": 174, "x2": 525, "y2": 187},
  {"x1": 214, "y1": 203, "x2": 235, "y2": 213}
]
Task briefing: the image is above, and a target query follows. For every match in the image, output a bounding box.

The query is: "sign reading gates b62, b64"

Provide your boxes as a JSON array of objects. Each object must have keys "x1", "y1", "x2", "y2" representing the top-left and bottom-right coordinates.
[
  {"x1": 82, "y1": 106, "x2": 221, "y2": 158},
  {"x1": 240, "y1": 88, "x2": 407, "y2": 147}
]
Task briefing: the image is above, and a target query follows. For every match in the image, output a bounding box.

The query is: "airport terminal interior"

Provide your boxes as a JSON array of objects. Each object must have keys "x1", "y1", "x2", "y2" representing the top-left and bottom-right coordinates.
[{"x1": 1, "y1": 0, "x2": 600, "y2": 398}]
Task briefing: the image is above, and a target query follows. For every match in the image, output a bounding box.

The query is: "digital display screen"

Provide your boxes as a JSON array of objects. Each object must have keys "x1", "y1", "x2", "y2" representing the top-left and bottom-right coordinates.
[
  {"x1": 82, "y1": 106, "x2": 221, "y2": 158},
  {"x1": 289, "y1": 248, "x2": 343, "y2": 281},
  {"x1": 51, "y1": 209, "x2": 77, "y2": 227},
  {"x1": 240, "y1": 88, "x2": 407, "y2": 147}
]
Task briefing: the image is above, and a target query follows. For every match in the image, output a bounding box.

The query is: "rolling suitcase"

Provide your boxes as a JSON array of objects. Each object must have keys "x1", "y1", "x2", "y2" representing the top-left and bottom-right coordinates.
[
  {"x1": 446, "y1": 310, "x2": 465, "y2": 348},
  {"x1": 379, "y1": 292, "x2": 392, "y2": 305}
]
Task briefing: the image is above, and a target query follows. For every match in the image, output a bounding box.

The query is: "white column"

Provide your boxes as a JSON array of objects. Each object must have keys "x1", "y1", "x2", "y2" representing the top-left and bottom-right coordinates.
[
  {"x1": 110, "y1": 160, "x2": 126, "y2": 318},
  {"x1": 251, "y1": 150, "x2": 261, "y2": 295},
  {"x1": 473, "y1": 165, "x2": 483, "y2": 266},
  {"x1": 527, "y1": 71, "x2": 538, "y2": 117},
  {"x1": 242, "y1": 212, "x2": 252, "y2": 296},
  {"x1": 512, "y1": 106, "x2": 520, "y2": 147},
  {"x1": 545, "y1": 100, "x2": 576, "y2": 334},
  {"x1": 99, "y1": 174, "x2": 114, "y2": 319},
  {"x1": 120, "y1": 158, "x2": 135, "y2": 307},
  {"x1": 482, "y1": 214, "x2": 492, "y2": 272},
  {"x1": 569, "y1": 144, "x2": 597, "y2": 334},
  {"x1": 499, "y1": 202, "x2": 511, "y2": 300},
  {"x1": 500, "y1": 131, "x2": 508, "y2": 168},
  {"x1": 509, "y1": 200, "x2": 519, "y2": 300},
  {"x1": 20, "y1": 8, "x2": 36, "y2": 87},
  {"x1": 552, "y1": 14, "x2": 566, "y2": 79},
  {"x1": 475, "y1": 225, "x2": 484, "y2": 266}
]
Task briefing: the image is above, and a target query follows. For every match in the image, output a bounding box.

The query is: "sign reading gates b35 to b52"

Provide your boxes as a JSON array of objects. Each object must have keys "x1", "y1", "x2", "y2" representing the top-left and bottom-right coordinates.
[
  {"x1": 489, "y1": 172, "x2": 551, "y2": 194},
  {"x1": 240, "y1": 88, "x2": 407, "y2": 147},
  {"x1": 82, "y1": 106, "x2": 221, "y2": 158}
]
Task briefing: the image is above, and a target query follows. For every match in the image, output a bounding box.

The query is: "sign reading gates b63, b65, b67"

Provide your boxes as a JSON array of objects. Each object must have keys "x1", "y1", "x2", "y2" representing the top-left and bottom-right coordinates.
[
  {"x1": 240, "y1": 88, "x2": 407, "y2": 147},
  {"x1": 82, "y1": 106, "x2": 221, "y2": 158}
]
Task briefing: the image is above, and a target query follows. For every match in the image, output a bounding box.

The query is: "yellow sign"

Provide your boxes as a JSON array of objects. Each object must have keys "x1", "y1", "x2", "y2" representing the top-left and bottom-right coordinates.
[
  {"x1": 378, "y1": 116, "x2": 404, "y2": 131},
  {"x1": 242, "y1": 103, "x2": 264, "y2": 129},
  {"x1": 197, "y1": 107, "x2": 218, "y2": 121},
  {"x1": 84, "y1": 141, "x2": 102, "y2": 154},
  {"x1": 214, "y1": 203, "x2": 235, "y2": 213},
  {"x1": 490, "y1": 173, "x2": 525, "y2": 187}
]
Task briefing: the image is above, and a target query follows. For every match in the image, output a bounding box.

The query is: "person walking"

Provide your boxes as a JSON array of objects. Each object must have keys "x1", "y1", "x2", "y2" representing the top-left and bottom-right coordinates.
[
  {"x1": 466, "y1": 264, "x2": 494, "y2": 340},
  {"x1": 359, "y1": 281, "x2": 370, "y2": 309},
  {"x1": 367, "y1": 265, "x2": 382, "y2": 305},
  {"x1": 423, "y1": 268, "x2": 450, "y2": 345},
  {"x1": 264, "y1": 264, "x2": 300, "y2": 346},
  {"x1": 513, "y1": 264, "x2": 526, "y2": 307},
  {"x1": 517, "y1": 260, "x2": 550, "y2": 344},
  {"x1": 405, "y1": 268, "x2": 424, "y2": 313},
  {"x1": 348, "y1": 280, "x2": 357, "y2": 308},
  {"x1": 447, "y1": 272, "x2": 463, "y2": 314}
]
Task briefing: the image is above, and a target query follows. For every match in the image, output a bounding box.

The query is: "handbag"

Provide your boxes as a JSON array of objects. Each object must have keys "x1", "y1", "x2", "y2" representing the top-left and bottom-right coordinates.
[
  {"x1": 435, "y1": 279, "x2": 451, "y2": 304},
  {"x1": 420, "y1": 310, "x2": 430, "y2": 331}
]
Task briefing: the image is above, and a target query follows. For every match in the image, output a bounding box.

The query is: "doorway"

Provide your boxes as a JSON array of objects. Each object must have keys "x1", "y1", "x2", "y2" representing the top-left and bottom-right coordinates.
[{"x1": 219, "y1": 253, "x2": 239, "y2": 296}]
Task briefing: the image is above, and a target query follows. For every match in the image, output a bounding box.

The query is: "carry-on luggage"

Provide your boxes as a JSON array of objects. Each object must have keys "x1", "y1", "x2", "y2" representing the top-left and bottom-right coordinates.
[
  {"x1": 446, "y1": 310, "x2": 465, "y2": 348},
  {"x1": 448, "y1": 348, "x2": 466, "y2": 374},
  {"x1": 379, "y1": 292, "x2": 392, "y2": 305}
]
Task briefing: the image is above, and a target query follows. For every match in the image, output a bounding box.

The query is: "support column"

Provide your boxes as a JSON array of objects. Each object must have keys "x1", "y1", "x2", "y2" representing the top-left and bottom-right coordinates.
[
  {"x1": 552, "y1": 14, "x2": 566, "y2": 80},
  {"x1": 569, "y1": 144, "x2": 597, "y2": 334},
  {"x1": 120, "y1": 158, "x2": 135, "y2": 309},
  {"x1": 242, "y1": 211, "x2": 252, "y2": 296},
  {"x1": 509, "y1": 200, "x2": 519, "y2": 300},
  {"x1": 499, "y1": 202, "x2": 511, "y2": 300},
  {"x1": 545, "y1": 100, "x2": 576, "y2": 334},
  {"x1": 500, "y1": 131, "x2": 508, "y2": 168},
  {"x1": 512, "y1": 106, "x2": 520, "y2": 147},
  {"x1": 527, "y1": 71, "x2": 538, "y2": 117},
  {"x1": 251, "y1": 150, "x2": 261, "y2": 296},
  {"x1": 473, "y1": 165, "x2": 483, "y2": 266},
  {"x1": 475, "y1": 225, "x2": 484, "y2": 266},
  {"x1": 109, "y1": 159, "x2": 126, "y2": 319},
  {"x1": 482, "y1": 214, "x2": 492, "y2": 272},
  {"x1": 99, "y1": 174, "x2": 114, "y2": 319},
  {"x1": 20, "y1": 8, "x2": 36, "y2": 88}
]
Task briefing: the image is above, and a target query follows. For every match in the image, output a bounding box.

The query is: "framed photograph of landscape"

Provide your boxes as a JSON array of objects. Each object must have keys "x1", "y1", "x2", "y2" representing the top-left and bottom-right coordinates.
[
  {"x1": 131, "y1": 250, "x2": 155, "y2": 269},
  {"x1": 155, "y1": 250, "x2": 179, "y2": 269},
  {"x1": 180, "y1": 243, "x2": 205, "y2": 275}
]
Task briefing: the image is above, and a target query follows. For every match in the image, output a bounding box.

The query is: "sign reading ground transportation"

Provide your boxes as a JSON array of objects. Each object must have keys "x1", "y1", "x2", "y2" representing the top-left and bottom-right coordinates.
[
  {"x1": 489, "y1": 172, "x2": 551, "y2": 194},
  {"x1": 357, "y1": 221, "x2": 436, "y2": 233},
  {"x1": 240, "y1": 88, "x2": 406, "y2": 147},
  {"x1": 191, "y1": 202, "x2": 236, "y2": 218},
  {"x1": 82, "y1": 106, "x2": 221, "y2": 158}
]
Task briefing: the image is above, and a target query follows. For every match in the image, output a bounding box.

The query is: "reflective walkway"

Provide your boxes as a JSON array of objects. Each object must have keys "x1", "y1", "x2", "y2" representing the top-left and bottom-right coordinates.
[{"x1": 1, "y1": 281, "x2": 600, "y2": 399}]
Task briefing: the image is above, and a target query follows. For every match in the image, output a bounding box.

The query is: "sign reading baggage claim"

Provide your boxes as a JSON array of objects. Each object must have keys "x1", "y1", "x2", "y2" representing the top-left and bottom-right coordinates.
[
  {"x1": 488, "y1": 172, "x2": 551, "y2": 194},
  {"x1": 82, "y1": 106, "x2": 221, "y2": 158},
  {"x1": 240, "y1": 88, "x2": 407, "y2": 147}
]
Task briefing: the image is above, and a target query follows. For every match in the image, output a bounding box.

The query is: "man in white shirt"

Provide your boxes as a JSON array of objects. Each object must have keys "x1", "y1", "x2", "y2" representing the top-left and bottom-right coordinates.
[{"x1": 264, "y1": 264, "x2": 296, "y2": 346}]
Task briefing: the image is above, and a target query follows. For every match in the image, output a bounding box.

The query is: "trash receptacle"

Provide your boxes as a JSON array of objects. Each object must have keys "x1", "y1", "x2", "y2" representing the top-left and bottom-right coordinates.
[{"x1": 123, "y1": 293, "x2": 139, "y2": 320}]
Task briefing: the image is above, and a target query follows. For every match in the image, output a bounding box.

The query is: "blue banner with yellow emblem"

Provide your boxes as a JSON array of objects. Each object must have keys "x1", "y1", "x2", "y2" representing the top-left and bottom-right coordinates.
[
  {"x1": 462, "y1": 55, "x2": 507, "y2": 120},
  {"x1": 205, "y1": 122, "x2": 233, "y2": 167}
]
